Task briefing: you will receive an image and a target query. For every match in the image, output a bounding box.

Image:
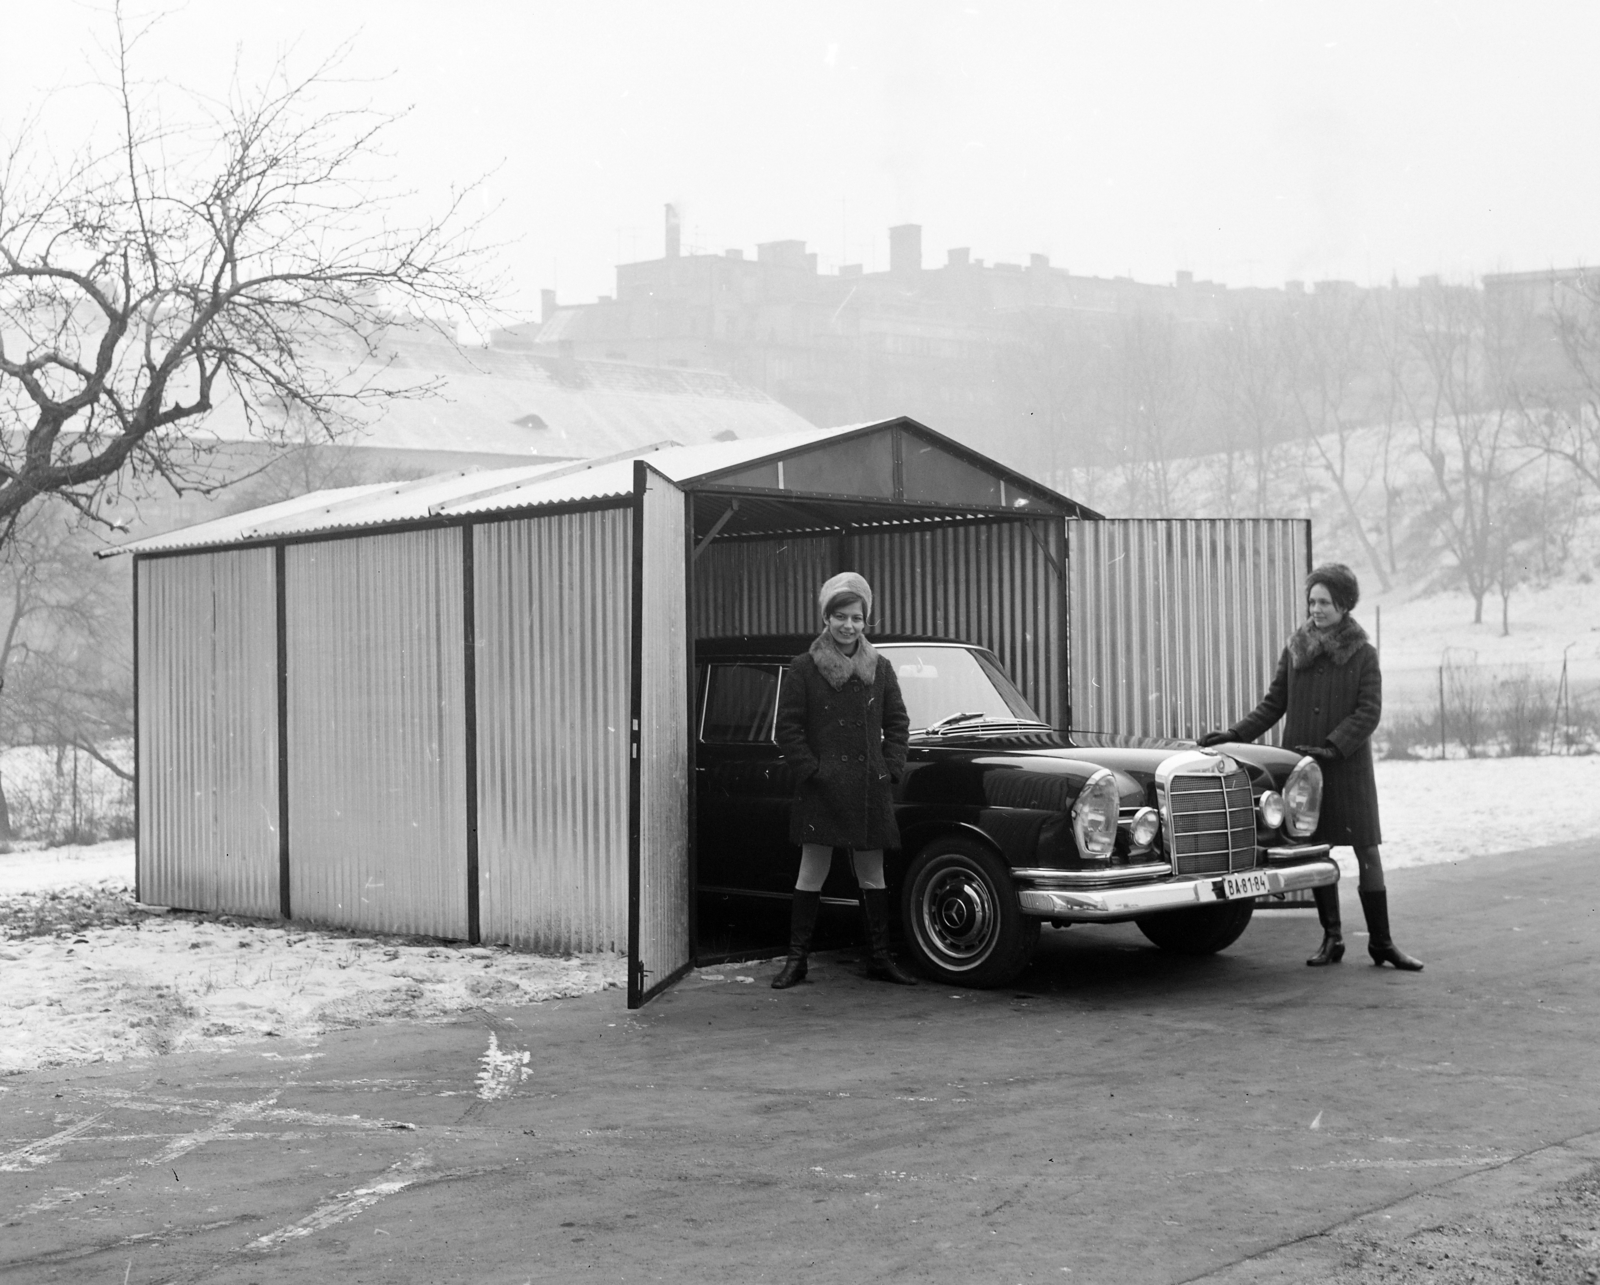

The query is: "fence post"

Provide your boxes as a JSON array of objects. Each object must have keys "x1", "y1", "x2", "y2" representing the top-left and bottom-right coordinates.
[
  {"x1": 1438, "y1": 658, "x2": 1447, "y2": 761},
  {"x1": 1551, "y1": 649, "x2": 1570, "y2": 756}
]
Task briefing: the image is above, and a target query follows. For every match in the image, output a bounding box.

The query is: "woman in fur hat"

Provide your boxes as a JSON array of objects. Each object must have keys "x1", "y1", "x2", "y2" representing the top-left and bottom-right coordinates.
[
  {"x1": 770, "y1": 571, "x2": 917, "y2": 989},
  {"x1": 1200, "y1": 563, "x2": 1423, "y2": 971}
]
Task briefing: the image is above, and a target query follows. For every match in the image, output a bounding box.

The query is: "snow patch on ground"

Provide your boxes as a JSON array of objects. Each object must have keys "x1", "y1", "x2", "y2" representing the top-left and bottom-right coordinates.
[
  {"x1": 0, "y1": 838, "x2": 133, "y2": 895},
  {"x1": 1375, "y1": 756, "x2": 1600, "y2": 868},
  {"x1": 0, "y1": 846, "x2": 624, "y2": 1076},
  {"x1": 2, "y1": 756, "x2": 1595, "y2": 1077}
]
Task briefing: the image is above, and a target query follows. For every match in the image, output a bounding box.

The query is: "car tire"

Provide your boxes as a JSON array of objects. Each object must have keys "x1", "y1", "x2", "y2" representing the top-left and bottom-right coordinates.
[
  {"x1": 901, "y1": 839, "x2": 1039, "y2": 988},
  {"x1": 1135, "y1": 900, "x2": 1255, "y2": 955}
]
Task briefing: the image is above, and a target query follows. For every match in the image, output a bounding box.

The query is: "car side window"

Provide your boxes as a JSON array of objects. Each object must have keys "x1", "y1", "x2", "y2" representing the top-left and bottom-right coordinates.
[{"x1": 700, "y1": 664, "x2": 781, "y2": 743}]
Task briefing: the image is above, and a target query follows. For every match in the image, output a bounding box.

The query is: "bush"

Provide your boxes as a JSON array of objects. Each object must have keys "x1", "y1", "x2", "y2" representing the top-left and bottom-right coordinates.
[
  {"x1": 1495, "y1": 669, "x2": 1556, "y2": 758},
  {"x1": 0, "y1": 742, "x2": 133, "y2": 845},
  {"x1": 1377, "y1": 708, "x2": 1441, "y2": 760},
  {"x1": 1382, "y1": 660, "x2": 1599, "y2": 759}
]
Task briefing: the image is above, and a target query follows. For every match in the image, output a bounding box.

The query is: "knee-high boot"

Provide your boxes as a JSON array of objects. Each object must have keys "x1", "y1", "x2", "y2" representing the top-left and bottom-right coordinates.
[
  {"x1": 1307, "y1": 884, "x2": 1345, "y2": 966},
  {"x1": 860, "y1": 889, "x2": 918, "y2": 986},
  {"x1": 1360, "y1": 888, "x2": 1423, "y2": 971},
  {"x1": 771, "y1": 890, "x2": 821, "y2": 989}
]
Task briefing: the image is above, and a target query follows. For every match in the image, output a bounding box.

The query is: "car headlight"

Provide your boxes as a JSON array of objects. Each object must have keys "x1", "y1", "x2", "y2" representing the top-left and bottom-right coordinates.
[
  {"x1": 1258, "y1": 790, "x2": 1285, "y2": 830},
  {"x1": 1129, "y1": 806, "x2": 1161, "y2": 848},
  {"x1": 1283, "y1": 758, "x2": 1323, "y2": 838},
  {"x1": 1072, "y1": 769, "x2": 1120, "y2": 859}
]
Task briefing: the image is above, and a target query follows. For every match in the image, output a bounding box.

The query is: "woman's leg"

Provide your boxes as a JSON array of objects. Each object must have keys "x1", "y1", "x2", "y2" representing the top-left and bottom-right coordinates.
[
  {"x1": 796, "y1": 843, "x2": 834, "y2": 892},
  {"x1": 1354, "y1": 845, "x2": 1423, "y2": 971},
  {"x1": 774, "y1": 844, "x2": 833, "y2": 990},
  {"x1": 1307, "y1": 879, "x2": 1344, "y2": 966},
  {"x1": 1353, "y1": 844, "x2": 1385, "y2": 891},
  {"x1": 849, "y1": 848, "x2": 885, "y2": 890},
  {"x1": 850, "y1": 849, "x2": 917, "y2": 985}
]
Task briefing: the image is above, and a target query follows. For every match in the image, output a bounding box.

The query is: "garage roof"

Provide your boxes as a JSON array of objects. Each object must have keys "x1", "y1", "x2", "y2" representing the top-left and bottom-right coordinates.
[{"x1": 104, "y1": 418, "x2": 1098, "y2": 557}]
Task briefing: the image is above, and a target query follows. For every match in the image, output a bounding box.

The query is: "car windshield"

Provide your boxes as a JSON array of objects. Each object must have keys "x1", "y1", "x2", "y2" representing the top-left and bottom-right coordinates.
[{"x1": 877, "y1": 645, "x2": 1044, "y2": 732}]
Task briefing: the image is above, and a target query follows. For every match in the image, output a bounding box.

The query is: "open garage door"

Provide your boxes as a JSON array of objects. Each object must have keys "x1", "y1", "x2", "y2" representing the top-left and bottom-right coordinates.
[{"x1": 628, "y1": 462, "x2": 695, "y2": 1006}]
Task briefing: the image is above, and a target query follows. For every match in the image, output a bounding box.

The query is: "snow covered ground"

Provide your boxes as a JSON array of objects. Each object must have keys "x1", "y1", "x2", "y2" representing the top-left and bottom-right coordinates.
[
  {"x1": 0, "y1": 839, "x2": 625, "y2": 1077},
  {"x1": 2, "y1": 754, "x2": 1597, "y2": 1077}
]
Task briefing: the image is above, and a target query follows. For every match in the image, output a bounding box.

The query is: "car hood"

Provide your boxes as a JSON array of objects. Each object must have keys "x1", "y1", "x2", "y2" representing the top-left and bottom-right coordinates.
[{"x1": 913, "y1": 726, "x2": 1302, "y2": 802}]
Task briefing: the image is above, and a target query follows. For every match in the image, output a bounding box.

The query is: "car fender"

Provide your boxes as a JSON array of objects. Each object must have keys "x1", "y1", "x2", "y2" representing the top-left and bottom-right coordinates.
[{"x1": 893, "y1": 817, "x2": 1009, "y2": 879}]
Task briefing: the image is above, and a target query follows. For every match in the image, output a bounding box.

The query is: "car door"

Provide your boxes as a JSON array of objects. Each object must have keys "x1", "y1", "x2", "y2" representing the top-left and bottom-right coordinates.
[{"x1": 694, "y1": 662, "x2": 795, "y2": 896}]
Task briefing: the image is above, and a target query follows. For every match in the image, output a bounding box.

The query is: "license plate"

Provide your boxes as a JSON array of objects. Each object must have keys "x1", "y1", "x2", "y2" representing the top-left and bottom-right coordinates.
[{"x1": 1222, "y1": 870, "x2": 1272, "y2": 900}]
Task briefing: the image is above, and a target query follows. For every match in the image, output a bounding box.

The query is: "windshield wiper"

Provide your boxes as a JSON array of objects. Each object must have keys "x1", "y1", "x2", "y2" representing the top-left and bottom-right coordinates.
[
  {"x1": 918, "y1": 713, "x2": 1055, "y2": 736},
  {"x1": 923, "y1": 711, "x2": 988, "y2": 733}
]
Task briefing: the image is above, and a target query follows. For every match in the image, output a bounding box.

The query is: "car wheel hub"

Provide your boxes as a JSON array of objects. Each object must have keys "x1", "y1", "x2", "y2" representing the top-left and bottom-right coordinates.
[{"x1": 920, "y1": 867, "x2": 996, "y2": 965}]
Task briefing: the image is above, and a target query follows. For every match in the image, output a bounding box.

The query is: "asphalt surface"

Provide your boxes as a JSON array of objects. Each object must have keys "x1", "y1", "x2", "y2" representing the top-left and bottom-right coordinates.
[{"x1": 2, "y1": 839, "x2": 1597, "y2": 1284}]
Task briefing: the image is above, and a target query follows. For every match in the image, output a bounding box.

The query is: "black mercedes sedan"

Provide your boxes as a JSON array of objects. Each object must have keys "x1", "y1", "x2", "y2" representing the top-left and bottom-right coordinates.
[{"x1": 695, "y1": 634, "x2": 1340, "y2": 987}]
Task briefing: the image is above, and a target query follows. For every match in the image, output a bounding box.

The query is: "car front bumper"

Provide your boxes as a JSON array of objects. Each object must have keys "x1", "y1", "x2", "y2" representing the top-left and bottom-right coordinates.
[{"x1": 1014, "y1": 848, "x2": 1338, "y2": 922}]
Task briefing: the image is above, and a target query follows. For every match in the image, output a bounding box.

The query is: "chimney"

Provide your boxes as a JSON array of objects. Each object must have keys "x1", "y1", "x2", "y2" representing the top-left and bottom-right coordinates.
[
  {"x1": 947, "y1": 247, "x2": 970, "y2": 268},
  {"x1": 541, "y1": 288, "x2": 557, "y2": 323},
  {"x1": 665, "y1": 204, "x2": 681, "y2": 259},
  {"x1": 889, "y1": 224, "x2": 922, "y2": 274}
]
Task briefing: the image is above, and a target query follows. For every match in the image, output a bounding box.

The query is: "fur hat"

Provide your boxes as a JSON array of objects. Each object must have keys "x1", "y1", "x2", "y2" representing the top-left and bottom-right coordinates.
[
  {"x1": 818, "y1": 571, "x2": 873, "y2": 620},
  {"x1": 1306, "y1": 562, "x2": 1360, "y2": 613}
]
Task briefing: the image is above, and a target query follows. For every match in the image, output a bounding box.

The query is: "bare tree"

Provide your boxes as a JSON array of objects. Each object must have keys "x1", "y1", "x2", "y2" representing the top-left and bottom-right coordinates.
[
  {"x1": 1001, "y1": 307, "x2": 1097, "y2": 490},
  {"x1": 1282, "y1": 288, "x2": 1391, "y2": 591},
  {"x1": 1367, "y1": 286, "x2": 1419, "y2": 579},
  {"x1": 1400, "y1": 277, "x2": 1541, "y2": 624},
  {"x1": 0, "y1": 502, "x2": 130, "y2": 841},
  {"x1": 1202, "y1": 302, "x2": 1296, "y2": 516},
  {"x1": 1530, "y1": 270, "x2": 1600, "y2": 492},
  {"x1": 0, "y1": 7, "x2": 497, "y2": 549},
  {"x1": 1096, "y1": 311, "x2": 1195, "y2": 517}
]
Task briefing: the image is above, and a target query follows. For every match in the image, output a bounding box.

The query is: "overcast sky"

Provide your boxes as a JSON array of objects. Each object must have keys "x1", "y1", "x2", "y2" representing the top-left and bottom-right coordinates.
[{"x1": 7, "y1": 1, "x2": 1597, "y2": 321}]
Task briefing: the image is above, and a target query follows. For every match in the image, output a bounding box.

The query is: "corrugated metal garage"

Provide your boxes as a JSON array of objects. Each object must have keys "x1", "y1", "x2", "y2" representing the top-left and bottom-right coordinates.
[{"x1": 113, "y1": 417, "x2": 1306, "y2": 1007}]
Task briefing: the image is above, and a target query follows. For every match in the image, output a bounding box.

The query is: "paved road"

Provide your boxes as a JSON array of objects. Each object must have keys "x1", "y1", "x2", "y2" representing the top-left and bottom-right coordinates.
[{"x1": 3, "y1": 840, "x2": 1597, "y2": 1284}]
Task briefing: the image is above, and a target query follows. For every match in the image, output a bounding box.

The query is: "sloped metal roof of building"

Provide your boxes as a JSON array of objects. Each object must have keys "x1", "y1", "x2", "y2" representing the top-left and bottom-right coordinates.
[
  {"x1": 107, "y1": 420, "x2": 1094, "y2": 557},
  {"x1": 185, "y1": 323, "x2": 814, "y2": 461}
]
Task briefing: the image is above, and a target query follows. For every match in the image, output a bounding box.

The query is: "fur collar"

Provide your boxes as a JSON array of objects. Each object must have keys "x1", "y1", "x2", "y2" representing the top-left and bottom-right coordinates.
[
  {"x1": 810, "y1": 630, "x2": 880, "y2": 691},
  {"x1": 1287, "y1": 615, "x2": 1370, "y2": 670}
]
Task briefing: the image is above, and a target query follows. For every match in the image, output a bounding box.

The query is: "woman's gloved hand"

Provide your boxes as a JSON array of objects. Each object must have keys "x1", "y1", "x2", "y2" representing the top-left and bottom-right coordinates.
[
  {"x1": 1196, "y1": 730, "x2": 1233, "y2": 748},
  {"x1": 1294, "y1": 743, "x2": 1341, "y2": 762}
]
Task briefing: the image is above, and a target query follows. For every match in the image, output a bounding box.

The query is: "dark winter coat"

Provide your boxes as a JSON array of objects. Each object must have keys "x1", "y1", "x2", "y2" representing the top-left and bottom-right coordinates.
[
  {"x1": 775, "y1": 641, "x2": 910, "y2": 850},
  {"x1": 1230, "y1": 616, "x2": 1383, "y2": 849}
]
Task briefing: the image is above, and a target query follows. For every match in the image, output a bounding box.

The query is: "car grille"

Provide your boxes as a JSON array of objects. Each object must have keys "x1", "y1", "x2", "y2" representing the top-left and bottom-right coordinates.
[{"x1": 1166, "y1": 769, "x2": 1257, "y2": 875}]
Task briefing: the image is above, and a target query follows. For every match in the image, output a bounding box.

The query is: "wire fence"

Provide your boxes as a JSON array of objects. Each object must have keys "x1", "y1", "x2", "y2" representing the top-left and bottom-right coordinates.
[{"x1": 1380, "y1": 652, "x2": 1599, "y2": 760}]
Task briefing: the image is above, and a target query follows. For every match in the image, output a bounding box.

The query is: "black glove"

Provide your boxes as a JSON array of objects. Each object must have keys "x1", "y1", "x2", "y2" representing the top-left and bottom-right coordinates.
[
  {"x1": 1196, "y1": 730, "x2": 1233, "y2": 748},
  {"x1": 1294, "y1": 743, "x2": 1340, "y2": 762}
]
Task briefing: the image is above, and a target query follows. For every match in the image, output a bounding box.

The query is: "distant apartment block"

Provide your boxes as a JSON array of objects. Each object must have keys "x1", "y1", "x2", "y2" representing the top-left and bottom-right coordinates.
[{"x1": 497, "y1": 208, "x2": 1308, "y2": 447}]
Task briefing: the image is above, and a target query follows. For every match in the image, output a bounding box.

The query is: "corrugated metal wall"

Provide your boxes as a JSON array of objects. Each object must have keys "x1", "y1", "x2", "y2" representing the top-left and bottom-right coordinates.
[
  {"x1": 137, "y1": 550, "x2": 280, "y2": 916},
  {"x1": 284, "y1": 530, "x2": 469, "y2": 937},
  {"x1": 855, "y1": 520, "x2": 1065, "y2": 727},
  {"x1": 1068, "y1": 519, "x2": 1310, "y2": 740},
  {"x1": 692, "y1": 534, "x2": 837, "y2": 638},
  {"x1": 634, "y1": 470, "x2": 692, "y2": 1002},
  {"x1": 474, "y1": 508, "x2": 632, "y2": 953},
  {"x1": 693, "y1": 519, "x2": 1066, "y2": 727}
]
